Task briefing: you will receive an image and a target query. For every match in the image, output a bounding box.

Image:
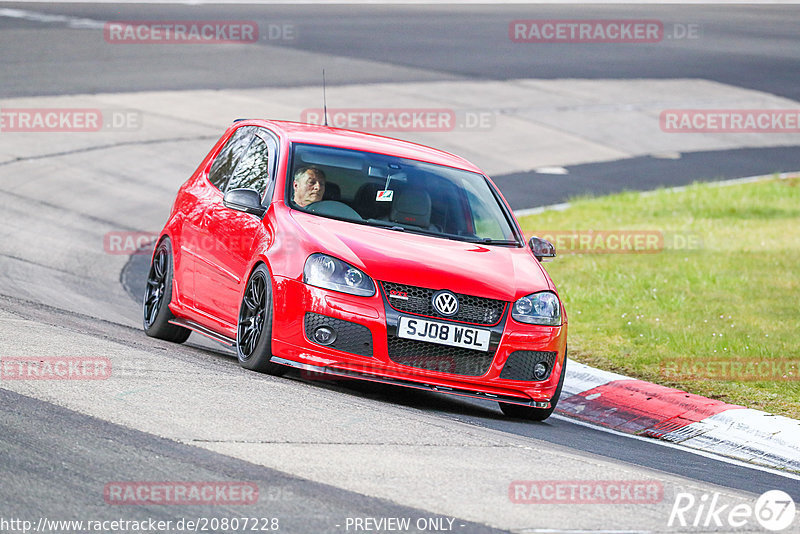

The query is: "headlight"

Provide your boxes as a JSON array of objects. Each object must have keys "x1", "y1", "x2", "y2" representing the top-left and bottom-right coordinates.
[
  {"x1": 512, "y1": 291, "x2": 562, "y2": 326},
  {"x1": 303, "y1": 253, "x2": 375, "y2": 297}
]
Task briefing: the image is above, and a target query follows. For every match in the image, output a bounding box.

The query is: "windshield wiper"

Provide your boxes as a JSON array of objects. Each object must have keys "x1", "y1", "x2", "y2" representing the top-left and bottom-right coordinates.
[
  {"x1": 366, "y1": 219, "x2": 517, "y2": 244},
  {"x1": 461, "y1": 237, "x2": 519, "y2": 246}
]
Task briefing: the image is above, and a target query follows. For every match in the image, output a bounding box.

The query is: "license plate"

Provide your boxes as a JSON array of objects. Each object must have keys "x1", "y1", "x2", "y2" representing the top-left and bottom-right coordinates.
[{"x1": 396, "y1": 317, "x2": 491, "y2": 352}]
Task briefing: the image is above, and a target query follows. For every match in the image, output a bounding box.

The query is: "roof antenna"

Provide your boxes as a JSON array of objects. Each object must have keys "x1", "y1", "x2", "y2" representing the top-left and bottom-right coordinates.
[{"x1": 322, "y1": 69, "x2": 329, "y2": 127}]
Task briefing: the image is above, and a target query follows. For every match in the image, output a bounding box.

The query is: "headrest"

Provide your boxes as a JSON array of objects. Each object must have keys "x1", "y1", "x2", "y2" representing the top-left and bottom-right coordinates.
[
  {"x1": 390, "y1": 189, "x2": 431, "y2": 228},
  {"x1": 322, "y1": 182, "x2": 341, "y2": 201},
  {"x1": 354, "y1": 182, "x2": 389, "y2": 219}
]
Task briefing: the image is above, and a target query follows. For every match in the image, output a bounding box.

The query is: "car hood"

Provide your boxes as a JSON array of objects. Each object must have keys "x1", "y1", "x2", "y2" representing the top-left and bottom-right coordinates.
[{"x1": 290, "y1": 212, "x2": 553, "y2": 302}]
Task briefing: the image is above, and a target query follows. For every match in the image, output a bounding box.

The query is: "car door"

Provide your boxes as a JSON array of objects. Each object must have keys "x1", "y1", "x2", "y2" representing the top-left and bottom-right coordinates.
[
  {"x1": 180, "y1": 125, "x2": 256, "y2": 324},
  {"x1": 193, "y1": 128, "x2": 277, "y2": 327}
]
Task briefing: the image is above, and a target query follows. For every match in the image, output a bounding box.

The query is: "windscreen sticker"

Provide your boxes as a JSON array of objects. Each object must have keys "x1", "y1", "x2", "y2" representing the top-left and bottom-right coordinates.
[{"x1": 376, "y1": 190, "x2": 394, "y2": 202}]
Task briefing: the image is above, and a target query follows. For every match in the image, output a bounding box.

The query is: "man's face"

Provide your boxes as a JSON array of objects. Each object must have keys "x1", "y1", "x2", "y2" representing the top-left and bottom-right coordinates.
[{"x1": 293, "y1": 170, "x2": 325, "y2": 207}]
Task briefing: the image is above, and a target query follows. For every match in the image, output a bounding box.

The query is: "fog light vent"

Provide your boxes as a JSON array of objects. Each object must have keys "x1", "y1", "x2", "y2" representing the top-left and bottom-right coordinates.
[
  {"x1": 313, "y1": 326, "x2": 337, "y2": 346},
  {"x1": 533, "y1": 362, "x2": 549, "y2": 380},
  {"x1": 499, "y1": 350, "x2": 558, "y2": 382},
  {"x1": 303, "y1": 313, "x2": 374, "y2": 357}
]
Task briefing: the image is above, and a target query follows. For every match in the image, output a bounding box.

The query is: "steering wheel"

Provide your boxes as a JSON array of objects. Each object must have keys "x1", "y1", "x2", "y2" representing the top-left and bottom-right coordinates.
[{"x1": 305, "y1": 200, "x2": 363, "y2": 220}]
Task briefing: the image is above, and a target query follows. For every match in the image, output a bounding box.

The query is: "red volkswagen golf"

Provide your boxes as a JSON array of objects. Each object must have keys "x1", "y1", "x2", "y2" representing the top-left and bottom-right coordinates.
[{"x1": 143, "y1": 120, "x2": 567, "y2": 420}]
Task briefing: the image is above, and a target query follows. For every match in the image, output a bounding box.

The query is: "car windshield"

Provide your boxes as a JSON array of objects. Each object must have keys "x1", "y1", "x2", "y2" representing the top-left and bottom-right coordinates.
[{"x1": 288, "y1": 143, "x2": 520, "y2": 245}]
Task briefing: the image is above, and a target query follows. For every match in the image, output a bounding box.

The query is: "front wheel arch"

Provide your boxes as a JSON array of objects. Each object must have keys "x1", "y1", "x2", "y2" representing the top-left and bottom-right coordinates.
[{"x1": 236, "y1": 262, "x2": 286, "y2": 375}]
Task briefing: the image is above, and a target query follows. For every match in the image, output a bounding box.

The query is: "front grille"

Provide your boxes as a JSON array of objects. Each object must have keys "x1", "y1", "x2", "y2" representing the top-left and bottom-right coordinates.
[
  {"x1": 381, "y1": 282, "x2": 505, "y2": 325},
  {"x1": 387, "y1": 336, "x2": 495, "y2": 377},
  {"x1": 304, "y1": 313, "x2": 373, "y2": 357},
  {"x1": 499, "y1": 350, "x2": 557, "y2": 381}
]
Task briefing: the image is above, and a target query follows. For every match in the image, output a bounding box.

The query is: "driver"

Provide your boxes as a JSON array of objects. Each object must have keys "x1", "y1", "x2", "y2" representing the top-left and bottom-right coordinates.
[{"x1": 292, "y1": 166, "x2": 326, "y2": 207}]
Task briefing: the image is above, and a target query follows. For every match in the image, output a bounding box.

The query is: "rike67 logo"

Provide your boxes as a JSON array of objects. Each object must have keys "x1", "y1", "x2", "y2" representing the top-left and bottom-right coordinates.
[{"x1": 669, "y1": 490, "x2": 796, "y2": 531}]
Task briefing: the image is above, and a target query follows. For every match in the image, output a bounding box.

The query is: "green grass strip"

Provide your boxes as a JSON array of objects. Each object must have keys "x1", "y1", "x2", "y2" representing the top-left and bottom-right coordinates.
[{"x1": 518, "y1": 175, "x2": 800, "y2": 418}]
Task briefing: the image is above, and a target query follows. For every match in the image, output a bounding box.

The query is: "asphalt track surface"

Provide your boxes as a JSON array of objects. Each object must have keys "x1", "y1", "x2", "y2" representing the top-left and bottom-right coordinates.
[
  {"x1": 2, "y1": 3, "x2": 800, "y2": 202},
  {"x1": 0, "y1": 388, "x2": 506, "y2": 534},
  {"x1": 497, "y1": 146, "x2": 800, "y2": 210},
  {"x1": 2, "y1": 4, "x2": 800, "y2": 101},
  {"x1": 1, "y1": 3, "x2": 800, "y2": 533}
]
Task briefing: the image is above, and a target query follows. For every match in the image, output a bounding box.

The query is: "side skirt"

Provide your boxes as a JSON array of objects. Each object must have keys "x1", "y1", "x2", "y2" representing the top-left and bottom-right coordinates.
[{"x1": 169, "y1": 318, "x2": 236, "y2": 347}]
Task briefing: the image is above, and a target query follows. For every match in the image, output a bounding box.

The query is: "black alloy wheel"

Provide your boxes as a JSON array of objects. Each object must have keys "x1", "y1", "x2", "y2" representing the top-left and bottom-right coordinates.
[
  {"x1": 142, "y1": 238, "x2": 190, "y2": 343},
  {"x1": 237, "y1": 264, "x2": 286, "y2": 375}
]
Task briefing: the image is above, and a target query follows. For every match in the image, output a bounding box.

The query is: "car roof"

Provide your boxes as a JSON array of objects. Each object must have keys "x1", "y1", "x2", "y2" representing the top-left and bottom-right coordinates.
[{"x1": 241, "y1": 119, "x2": 484, "y2": 174}]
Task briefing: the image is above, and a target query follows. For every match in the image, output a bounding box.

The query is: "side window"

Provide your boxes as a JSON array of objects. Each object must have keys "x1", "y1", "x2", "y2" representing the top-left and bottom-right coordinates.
[
  {"x1": 207, "y1": 127, "x2": 255, "y2": 191},
  {"x1": 226, "y1": 135, "x2": 270, "y2": 194}
]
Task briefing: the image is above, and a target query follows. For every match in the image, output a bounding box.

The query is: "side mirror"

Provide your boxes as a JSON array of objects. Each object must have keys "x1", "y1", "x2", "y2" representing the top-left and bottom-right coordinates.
[
  {"x1": 223, "y1": 188, "x2": 266, "y2": 217},
  {"x1": 529, "y1": 236, "x2": 556, "y2": 262}
]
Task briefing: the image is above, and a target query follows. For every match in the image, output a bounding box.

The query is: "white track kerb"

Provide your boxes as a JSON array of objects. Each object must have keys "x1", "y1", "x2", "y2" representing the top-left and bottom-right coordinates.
[
  {"x1": 557, "y1": 361, "x2": 800, "y2": 473},
  {"x1": 518, "y1": 173, "x2": 800, "y2": 474}
]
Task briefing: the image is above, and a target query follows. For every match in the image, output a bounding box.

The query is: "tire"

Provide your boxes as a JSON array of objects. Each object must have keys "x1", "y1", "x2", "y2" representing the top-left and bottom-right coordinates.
[
  {"x1": 236, "y1": 264, "x2": 286, "y2": 376},
  {"x1": 143, "y1": 238, "x2": 191, "y2": 343},
  {"x1": 499, "y1": 349, "x2": 567, "y2": 422}
]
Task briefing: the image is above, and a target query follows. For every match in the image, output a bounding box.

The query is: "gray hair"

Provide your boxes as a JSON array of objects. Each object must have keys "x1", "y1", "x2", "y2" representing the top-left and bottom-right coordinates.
[{"x1": 293, "y1": 166, "x2": 326, "y2": 183}]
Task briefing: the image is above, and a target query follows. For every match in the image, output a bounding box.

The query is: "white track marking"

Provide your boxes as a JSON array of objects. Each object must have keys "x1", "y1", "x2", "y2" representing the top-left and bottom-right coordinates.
[{"x1": 551, "y1": 414, "x2": 800, "y2": 482}]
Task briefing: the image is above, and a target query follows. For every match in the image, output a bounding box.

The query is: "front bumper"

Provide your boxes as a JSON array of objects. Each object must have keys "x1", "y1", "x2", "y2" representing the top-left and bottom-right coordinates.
[{"x1": 270, "y1": 277, "x2": 567, "y2": 405}]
